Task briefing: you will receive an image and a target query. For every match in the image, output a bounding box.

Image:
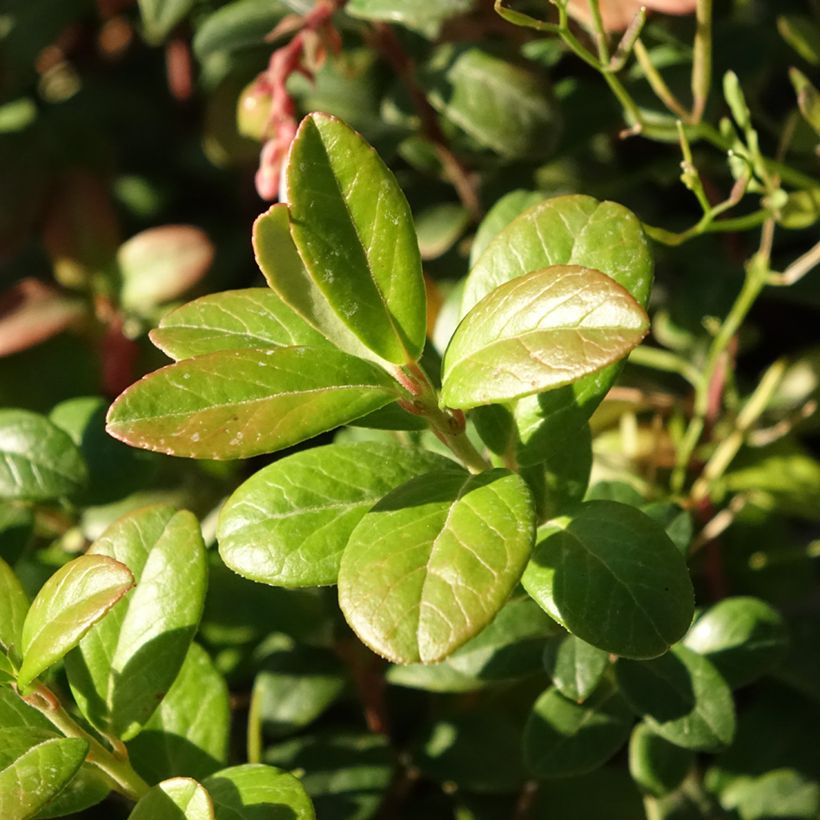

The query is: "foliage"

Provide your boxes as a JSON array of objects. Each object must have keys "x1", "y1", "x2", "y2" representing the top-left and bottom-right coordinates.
[{"x1": 1, "y1": 0, "x2": 819, "y2": 818}]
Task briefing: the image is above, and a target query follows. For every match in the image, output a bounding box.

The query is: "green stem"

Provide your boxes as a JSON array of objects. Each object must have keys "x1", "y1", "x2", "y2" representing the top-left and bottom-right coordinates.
[
  {"x1": 690, "y1": 0, "x2": 713, "y2": 122},
  {"x1": 634, "y1": 39, "x2": 690, "y2": 121},
  {"x1": 628, "y1": 345, "x2": 700, "y2": 386},
  {"x1": 23, "y1": 685, "x2": 150, "y2": 802}
]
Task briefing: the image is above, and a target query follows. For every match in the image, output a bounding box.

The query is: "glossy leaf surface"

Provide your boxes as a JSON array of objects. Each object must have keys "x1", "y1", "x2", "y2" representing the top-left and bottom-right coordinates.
[
  {"x1": 218, "y1": 442, "x2": 453, "y2": 587},
  {"x1": 18, "y1": 555, "x2": 133, "y2": 686},
  {"x1": 339, "y1": 468, "x2": 535, "y2": 663},
  {"x1": 204, "y1": 764, "x2": 315, "y2": 819},
  {"x1": 106, "y1": 346, "x2": 401, "y2": 459},
  {"x1": 522, "y1": 501, "x2": 694, "y2": 659},
  {"x1": 442, "y1": 266, "x2": 648, "y2": 408},
  {"x1": 286, "y1": 113, "x2": 426, "y2": 363},
  {"x1": 0, "y1": 557, "x2": 27, "y2": 663},
  {"x1": 130, "y1": 777, "x2": 215, "y2": 820}
]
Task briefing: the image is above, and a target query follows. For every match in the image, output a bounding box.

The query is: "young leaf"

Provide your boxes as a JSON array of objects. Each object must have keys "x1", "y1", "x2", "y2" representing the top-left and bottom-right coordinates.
[
  {"x1": 106, "y1": 346, "x2": 402, "y2": 459},
  {"x1": 0, "y1": 556, "x2": 27, "y2": 664},
  {"x1": 441, "y1": 266, "x2": 648, "y2": 409},
  {"x1": 149, "y1": 288, "x2": 328, "y2": 360},
  {"x1": 0, "y1": 409, "x2": 87, "y2": 501},
  {"x1": 522, "y1": 501, "x2": 694, "y2": 659},
  {"x1": 542, "y1": 633, "x2": 610, "y2": 704},
  {"x1": 217, "y1": 442, "x2": 453, "y2": 587},
  {"x1": 523, "y1": 683, "x2": 634, "y2": 778},
  {"x1": 470, "y1": 190, "x2": 546, "y2": 268},
  {"x1": 204, "y1": 764, "x2": 315, "y2": 819},
  {"x1": 683, "y1": 597, "x2": 789, "y2": 689},
  {"x1": 628, "y1": 723, "x2": 694, "y2": 797},
  {"x1": 128, "y1": 643, "x2": 229, "y2": 784},
  {"x1": 66, "y1": 505, "x2": 207, "y2": 740},
  {"x1": 286, "y1": 113, "x2": 426, "y2": 364},
  {"x1": 338, "y1": 468, "x2": 535, "y2": 664},
  {"x1": 0, "y1": 734, "x2": 88, "y2": 819},
  {"x1": 616, "y1": 645, "x2": 736, "y2": 751},
  {"x1": 17, "y1": 555, "x2": 134, "y2": 686},
  {"x1": 129, "y1": 777, "x2": 215, "y2": 820}
]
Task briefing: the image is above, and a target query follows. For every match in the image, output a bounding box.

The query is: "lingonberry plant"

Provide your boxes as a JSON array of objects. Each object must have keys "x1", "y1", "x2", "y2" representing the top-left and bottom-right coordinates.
[{"x1": 1, "y1": 0, "x2": 819, "y2": 818}]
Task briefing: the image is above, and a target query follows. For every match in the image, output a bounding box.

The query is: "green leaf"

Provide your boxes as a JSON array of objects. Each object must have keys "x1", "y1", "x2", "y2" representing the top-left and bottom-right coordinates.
[
  {"x1": 628, "y1": 723, "x2": 694, "y2": 797},
  {"x1": 0, "y1": 687, "x2": 51, "y2": 732},
  {"x1": 0, "y1": 503, "x2": 33, "y2": 564},
  {"x1": 641, "y1": 501, "x2": 693, "y2": 555},
  {"x1": 522, "y1": 501, "x2": 694, "y2": 659},
  {"x1": 339, "y1": 468, "x2": 535, "y2": 663},
  {"x1": 130, "y1": 777, "x2": 215, "y2": 820},
  {"x1": 106, "y1": 346, "x2": 402, "y2": 460},
  {"x1": 442, "y1": 265, "x2": 648, "y2": 409},
  {"x1": 0, "y1": 734, "x2": 88, "y2": 820},
  {"x1": 34, "y1": 764, "x2": 110, "y2": 819},
  {"x1": 66, "y1": 505, "x2": 207, "y2": 740},
  {"x1": 138, "y1": 0, "x2": 195, "y2": 43},
  {"x1": 415, "y1": 203, "x2": 470, "y2": 260},
  {"x1": 683, "y1": 597, "x2": 789, "y2": 689},
  {"x1": 218, "y1": 442, "x2": 453, "y2": 587},
  {"x1": 192, "y1": 0, "x2": 288, "y2": 60},
  {"x1": 778, "y1": 15, "x2": 820, "y2": 65},
  {"x1": 286, "y1": 113, "x2": 426, "y2": 364},
  {"x1": 790, "y1": 69, "x2": 820, "y2": 137},
  {"x1": 17, "y1": 554, "x2": 133, "y2": 686},
  {"x1": 733, "y1": 769, "x2": 820, "y2": 820},
  {"x1": 0, "y1": 409, "x2": 87, "y2": 501},
  {"x1": 523, "y1": 683, "x2": 633, "y2": 778},
  {"x1": 204, "y1": 764, "x2": 315, "y2": 819},
  {"x1": 128, "y1": 643, "x2": 229, "y2": 784},
  {"x1": 0, "y1": 556, "x2": 28, "y2": 663},
  {"x1": 470, "y1": 190, "x2": 545, "y2": 268},
  {"x1": 616, "y1": 645, "x2": 736, "y2": 751},
  {"x1": 346, "y1": 0, "x2": 474, "y2": 38},
  {"x1": 425, "y1": 46, "x2": 560, "y2": 158},
  {"x1": 150, "y1": 289, "x2": 328, "y2": 360},
  {"x1": 542, "y1": 633, "x2": 610, "y2": 704}
]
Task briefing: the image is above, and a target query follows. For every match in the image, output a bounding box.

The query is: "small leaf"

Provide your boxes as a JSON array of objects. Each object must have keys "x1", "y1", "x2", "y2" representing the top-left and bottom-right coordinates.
[
  {"x1": 128, "y1": 643, "x2": 229, "y2": 784},
  {"x1": 778, "y1": 15, "x2": 820, "y2": 65},
  {"x1": 0, "y1": 556, "x2": 28, "y2": 663},
  {"x1": 286, "y1": 113, "x2": 426, "y2": 364},
  {"x1": 66, "y1": 505, "x2": 207, "y2": 740},
  {"x1": 683, "y1": 597, "x2": 789, "y2": 689},
  {"x1": 542, "y1": 633, "x2": 610, "y2": 703},
  {"x1": 218, "y1": 442, "x2": 453, "y2": 587},
  {"x1": 119, "y1": 225, "x2": 214, "y2": 313},
  {"x1": 138, "y1": 0, "x2": 195, "y2": 43},
  {"x1": 790, "y1": 69, "x2": 820, "y2": 137},
  {"x1": 338, "y1": 468, "x2": 535, "y2": 664},
  {"x1": 523, "y1": 683, "x2": 633, "y2": 777},
  {"x1": 193, "y1": 0, "x2": 289, "y2": 60},
  {"x1": 130, "y1": 777, "x2": 215, "y2": 820},
  {"x1": 628, "y1": 723, "x2": 694, "y2": 797},
  {"x1": 522, "y1": 501, "x2": 694, "y2": 659},
  {"x1": 204, "y1": 764, "x2": 315, "y2": 819},
  {"x1": 150, "y1": 289, "x2": 328, "y2": 360},
  {"x1": 0, "y1": 734, "x2": 88, "y2": 819},
  {"x1": 616, "y1": 645, "x2": 736, "y2": 751},
  {"x1": 106, "y1": 346, "x2": 402, "y2": 460},
  {"x1": 0, "y1": 409, "x2": 87, "y2": 501},
  {"x1": 18, "y1": 554, "x2": 133, "y2": 686},
  {"x1": 442, "y1": 265, "x2": 648, "y2": 409},
  {"x1": 346, "y1": 0, "x2": 473, "y2": 38}
]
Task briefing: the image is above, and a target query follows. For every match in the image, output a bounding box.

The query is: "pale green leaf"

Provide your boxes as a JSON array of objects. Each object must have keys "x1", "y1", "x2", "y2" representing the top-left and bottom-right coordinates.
[
  {"x1": 0, "y1": 556, "x2": 27, "y2": 664},
  {"x1": 415, "y1": 203, "x2": 470, "y2": 260},
  {"x1": 106, "y1": 346, "x2": 402, "y2": 460},
  {"x1": 628, "y1": 723, "x2": 694, "y2": 797},
  {"x1": 470, "y1": 190, "x2": 546, "y2": 268},
  {"x1": 34, "y1": 764, "x2": 110, "y2": 819},
  {"x1": 204, "y1": 764, "x2": 315, "y2": 819},
  {"x1": 338, "y1": 468, "x2": 535, "y2": 663},
  {"x1": 130, "y1": 777, "x2": 215, "y2": 820},
  {"x1": 18, "y1": 555, "x2": 133, "y2": 686},
  {"x1": 522, "y1": 501, "x2": 694, "y2": 659},
  {"x1": 217, "y1": 442, "x2": 453, "y2": 587},
  {"x1": 542, "y1": 633, "x2": 609, "y2": 703}
]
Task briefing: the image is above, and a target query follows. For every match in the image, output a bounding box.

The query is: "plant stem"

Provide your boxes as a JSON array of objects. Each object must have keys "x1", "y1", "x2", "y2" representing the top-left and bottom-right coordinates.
[
  {"x1": 628, "y1": 345, "x2": 700, "y2": 386},
  {"x1": 690, "y1": 0, "x2": 713, "y2": 122},
  {"x1": 22, "y1": 685, "x2": 149, "y2": 802},
  {"x1": 634, "y1": 39, "x2": 690, "y2": 121}
]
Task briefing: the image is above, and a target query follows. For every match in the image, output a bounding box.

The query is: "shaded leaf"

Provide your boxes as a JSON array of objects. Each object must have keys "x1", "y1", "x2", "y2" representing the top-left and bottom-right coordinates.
[
  {"x1": 346, "y1": 0, "x2": 473, "y2": 38},
  {"x1": 0, "y1": 556, "x2": 28, "y2": 664},
  {"x1": 130, "y1": 777, "x2": 215, "y2": 820},
  {"x1": 0, "y1": 503, "x2": 33, "y2": 564},
  {"x1": 138, "y1": 0, "x2": 195, "y2": 43},
  {"x1": 542, "y1": 633, "x2": 609, "y2": 703},
  {"x1": 193, "y1": 0, "x2": 288, "y2": 59},
  {"x1": 204, "y1": 764, "x2": 315, "y2": 819},
  {"x1": 415, "y1": 203, "x2": 470, "y2": 260},
  {"x1": 628, "y1": 722, "x2": 694, "y2": 797}
]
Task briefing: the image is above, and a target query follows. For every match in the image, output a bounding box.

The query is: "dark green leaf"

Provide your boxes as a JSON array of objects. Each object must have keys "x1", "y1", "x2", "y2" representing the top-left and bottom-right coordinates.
[
  {"x1": 338, "y1": 468, "x2": 535, "y2": 663},
  {"x1": 66, "y1": 505, "x2": 207, "y2": 740},
  {"x1": 641, "y1": 502, "x2": 693, "y2": 556},
  {"x1": 346, "y1": 0, "x2": 474, "y2": 38},
  {"x1": 0, "y1": 409, "x2": 87, "y2": 501},
  {"x1": 138, "y1": 0, "x2": 195, "y2": 43},
  {"x1": 129, "y1": 777, "x2": 214, "y2": 820},
  {"x1": 193, "y1": 0, "x2": 288, "y2": 59},
  {"x1": 523, "y1": 501, "x2": 694, "y2": 659},
  {"x1": 542, "y1": 633, "x2": 610, "y2": 703},
  {"x1": 18, "y1": 555, "x2": 134, "y2": 686},
  {"x1": 0, "y1": 556, "x2": 28, "y2": 664},
  {"x1": 286, "y1": 113, "x2": 426, "y2": 364},
  {"x1": 0, "y1": 504, "x2": 33, "y2": 564},
  {"x1": 218, "y1": 442, "x2": 452, "y2": 587},
  {"x1": 530, "y1": 767, "x2": 644, "y2": 820},
  {"x1": 628, "y1": 722, "x2": 694, "y2": 797},
  {"x1": 616, "y1": 645, "x2": 736, "y2": 751},
  {"x1": 523, "y1": 683, "x2": 633, "y2": 777},
  {"x1": 106, "y1": 347, "x2": 402, "y2": 459},
  {"x1": 204, "y1": 764, "x2": 315, "y2": 819}
]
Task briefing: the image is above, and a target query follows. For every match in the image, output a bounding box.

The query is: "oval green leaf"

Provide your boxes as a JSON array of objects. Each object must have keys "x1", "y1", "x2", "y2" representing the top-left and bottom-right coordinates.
[
  {"x1": 683, "y1": 597, "x2": 789, "y2": 689},
  {"x1": 106, "y1": 346, "x2": 402, "y2": 460},
  {"x1": 522, "y1": 501, "x2": 694, "y2": 659},
  {"x1": 204, "y1": 764, "x2": 315, "y2": 820},
  {"x1": 218, "y1": 442, "x2": 453, "y2": 587},
  {"x1": 628, "y1": 723, "x2": 694, "y2": 797},
  {"x1": 523, "y1": 683, "x2": 634, "y2": 778},
  {"x1": 338, "y1": 468, "x2": 535, "y2": 664},
  {"x1": 0, "y1": 557, "x2": 27, "y2": 665},
  {"x1": 66, "y1": 505, "x2": 207, "y2": 740},
  {"x1": 442, "y1": 265, "x2": 648, "y2": 409},
  {"x1": 130, "y1": 777, "x2": 214, "y2": 820},
  {"x1": 286, "y1": 113, "x2": 426, "y2": 364},
  {"x1": 0, "y1": 409, "x2": 87, "y2": 501},
  {"x1": 18, "y1": 555, "x2": 134, "y2": 686},
  {"x1": 542, "y1": 633, "x2": 610, "y2": 704},
  {"x1": 150, "y1": 289, "x2": 328, "y2": 360},
  {"x1": 616, "y1": 645, "x2": 736, "y2": 751}
]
